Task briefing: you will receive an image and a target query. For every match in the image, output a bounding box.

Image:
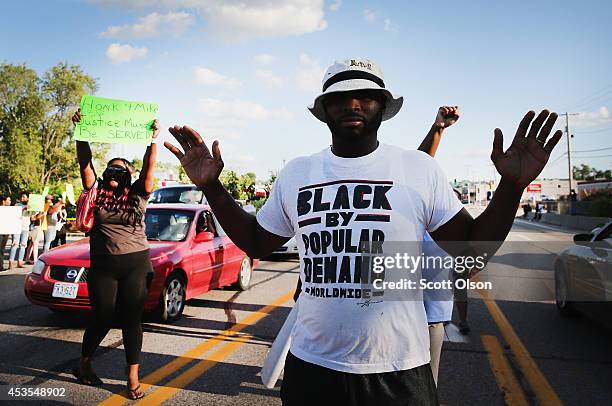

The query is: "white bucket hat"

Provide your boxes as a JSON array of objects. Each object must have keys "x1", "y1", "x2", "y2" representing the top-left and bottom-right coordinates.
[{"x1": 308, "y1": 58, "x2": 403, "y2": 122}]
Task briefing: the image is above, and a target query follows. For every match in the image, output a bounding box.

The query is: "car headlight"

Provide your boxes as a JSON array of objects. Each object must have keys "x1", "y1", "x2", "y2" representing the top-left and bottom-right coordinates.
[{"x1": 32, "y1": 260, "x2": 46, "y2": 275}]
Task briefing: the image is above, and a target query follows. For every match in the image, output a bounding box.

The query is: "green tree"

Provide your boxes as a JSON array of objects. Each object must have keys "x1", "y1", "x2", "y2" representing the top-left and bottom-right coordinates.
[
  {"x1": 131, "y1": 158, "x2": 143, "y2": 171},
  {"x1": 0, "y1": 64, "x2": 45, "y2": 194},
  {"x1": 219, "y1": 169, "x2": 240, "y2": 198},
  {"x1": 39, "y1": 63, "x2": 97, "y2": 186},
  {"x1": 178, "y1": 164, "x2": 190, "y2": 183},
  {"x1": 573, "y1": 164, "x2": 591, "y2": 181},
  {"x1": 266, "y1": 170, "x2": 278, "y2": 189},
  {"x1": 0, "y1": 62, "x2": 102, "y2": 197},
  {"x1": 238, "y1": 172, "x2": 256, "y2": 200},
  {"x1": 573, "y1": 165, "x2": 612, "y2": 181}
]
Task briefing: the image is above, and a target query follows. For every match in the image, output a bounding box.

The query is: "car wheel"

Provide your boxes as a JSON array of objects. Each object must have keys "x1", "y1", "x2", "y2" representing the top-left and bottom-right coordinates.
[
  {"x1": 555, "y1": 264, "x2": 576, "y2": 317},
  {"x1": 233, "y1": 257, "x2": 253, "y2": 291},
  {"x1": 159, "y1": 273, "x2": 186, "y2": 323}
]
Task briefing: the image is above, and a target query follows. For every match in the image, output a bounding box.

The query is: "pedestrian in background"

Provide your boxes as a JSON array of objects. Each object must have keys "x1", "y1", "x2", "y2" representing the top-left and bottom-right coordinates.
[
  {"x1": 534, "y1": 201, "x2": 544, "y2": 220},
  {"x1": 43, "y1": 195, "x2": 62, "y2": 253},
  {"x1": 418, "y1": 106, "x2": 463, "y2": 382},
  {"x1": 9, "y1": 192, "x2": 33, "y2": 269},
  {"x1": 25, "y1": 207, "x2": 44, "y2": 264},
  {"x1": 0, "y1": 195, "x2": 12, "y2": 271},
  {"x1": 51, "y1": 198, "x2": 68, "y2": 248}
]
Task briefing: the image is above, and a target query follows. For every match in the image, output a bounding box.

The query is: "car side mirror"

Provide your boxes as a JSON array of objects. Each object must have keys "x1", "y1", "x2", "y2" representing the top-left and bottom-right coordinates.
[
  {"x1": 194, "y1": 231, "x2": 215, "y2": 243},
  {"x1": 573, "y1": 233, "x2": 592, "y2": 245}
]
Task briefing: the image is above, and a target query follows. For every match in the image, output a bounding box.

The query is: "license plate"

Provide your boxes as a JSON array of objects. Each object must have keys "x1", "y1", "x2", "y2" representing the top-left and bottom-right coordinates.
[{"x1": 52, "y1": 282, "x2": 79, "y2": 299}]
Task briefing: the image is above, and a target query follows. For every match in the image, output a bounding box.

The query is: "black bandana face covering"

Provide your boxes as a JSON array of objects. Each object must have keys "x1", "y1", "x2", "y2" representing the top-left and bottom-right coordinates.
[{"x1": 102, "y1": 165, "x2": 131, "y2": 189}]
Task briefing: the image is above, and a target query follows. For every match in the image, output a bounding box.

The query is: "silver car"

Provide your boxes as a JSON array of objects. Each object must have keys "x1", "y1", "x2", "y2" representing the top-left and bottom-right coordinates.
[{"x1": 149, "y1": 184, "x2": 206, "y2": 205}]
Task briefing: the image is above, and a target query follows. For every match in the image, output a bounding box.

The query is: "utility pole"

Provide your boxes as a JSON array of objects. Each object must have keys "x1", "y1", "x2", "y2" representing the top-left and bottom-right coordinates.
[{"x1": 563, "y1": 112, "x2": 579, "y2": 196}]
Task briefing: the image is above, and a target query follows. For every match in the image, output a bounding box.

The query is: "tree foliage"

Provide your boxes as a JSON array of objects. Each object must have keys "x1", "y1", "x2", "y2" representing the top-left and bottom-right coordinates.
[
  {"x1": 238, "y1": 172, "x2": 256, "y2": 200},
  {"x1": 219, "y1": 169, "x2": 240, "y2": 199},
  {"x1": 0, "y1": 62, "x2": 104, "y2": 198},
  {"x1": 219, "y1": 169, "x2": 257, "y2": 200},
  {"x1": 573, "y1": 164, "x2": 612, "y2": 181},
  {"x1": 266, "y1": 170, "x2": 278, "y2": 189}
]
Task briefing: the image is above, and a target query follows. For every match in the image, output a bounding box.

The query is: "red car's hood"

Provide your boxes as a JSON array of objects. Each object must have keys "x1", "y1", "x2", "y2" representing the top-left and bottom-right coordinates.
[{"x1": 40, "y1": 237, "x2": 182, "y2": 266}]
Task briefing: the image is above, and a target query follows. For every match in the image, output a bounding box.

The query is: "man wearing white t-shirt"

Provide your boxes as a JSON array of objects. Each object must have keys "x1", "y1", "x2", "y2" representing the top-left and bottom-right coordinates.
[{"x1": 165, "y1": 58, "x2": 563, "y2": 405}]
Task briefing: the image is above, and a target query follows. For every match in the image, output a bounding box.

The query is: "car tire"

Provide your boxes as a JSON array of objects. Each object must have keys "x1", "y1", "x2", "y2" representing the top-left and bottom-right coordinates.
[
  {"x1": 555, "y1": 264, "x2": 577, "y2": 317},
  {"x1": 158, "y1": 272, "x2": 187, "y2": 323},
  {"x1": 232, "y1": 256, "x2": 253, "y2": 291}
]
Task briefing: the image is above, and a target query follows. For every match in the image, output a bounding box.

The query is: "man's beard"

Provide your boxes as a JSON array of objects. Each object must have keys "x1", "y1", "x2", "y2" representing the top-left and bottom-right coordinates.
[{"x1": 326, "y1": 110, "x2": 383, "y2": 139}]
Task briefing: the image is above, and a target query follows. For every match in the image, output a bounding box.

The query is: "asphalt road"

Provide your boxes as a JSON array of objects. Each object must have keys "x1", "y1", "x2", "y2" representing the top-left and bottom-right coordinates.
[{"x1": 0, "y1": 220, "x2": 611, "y2": 405}]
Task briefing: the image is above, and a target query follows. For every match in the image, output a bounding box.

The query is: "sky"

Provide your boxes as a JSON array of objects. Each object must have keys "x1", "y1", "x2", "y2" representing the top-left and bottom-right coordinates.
[{"x1": 1, "y1": 0, "x2": 611, "y2": 183}]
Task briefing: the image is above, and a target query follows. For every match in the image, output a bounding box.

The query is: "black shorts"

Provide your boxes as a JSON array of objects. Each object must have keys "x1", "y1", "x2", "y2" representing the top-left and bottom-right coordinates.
[{"x1": 280, "y1": 351, "x2": 439, "y2": 406}]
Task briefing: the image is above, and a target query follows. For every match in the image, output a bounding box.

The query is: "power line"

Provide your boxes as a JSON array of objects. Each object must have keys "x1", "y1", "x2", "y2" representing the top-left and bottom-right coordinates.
[
  {"x1": 548, "y1": 153, "x2": 568, "y2": 166},
  {"x1": 571, "y1": 154, "x2": 612, "y2": 159},
  {"x1": 571, "y1": 146, "x2": 612, "y2": 153},
  {"x1": 566, "y1": 84, "x2": 612, "y2": 112},
  {"x1": 572, "y1": 95, "x2": 612, "y2": 113},
  {"x1": 573, "y1": 96, "x2": 612, "y2": 114},
  {"x1": 574, "y1": 126, "x2": 612, "y2": 135}
]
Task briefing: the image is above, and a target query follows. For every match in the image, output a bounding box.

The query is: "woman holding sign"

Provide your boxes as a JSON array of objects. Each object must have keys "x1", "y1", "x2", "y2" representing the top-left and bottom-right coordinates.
[{"x1": 71, "y1": 109, "x2": 158, "y2": 400}]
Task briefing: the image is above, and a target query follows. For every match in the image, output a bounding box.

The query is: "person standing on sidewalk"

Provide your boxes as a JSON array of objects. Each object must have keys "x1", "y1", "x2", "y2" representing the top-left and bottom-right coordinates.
[
  {"x1": 25, "y1": 207, "x2": 44, "y2": 264},
  {"x1": 165, "y1": 57, "x2": 563, "y2": 405},
  {"x1": 9, "y1": 192, "x2": 34, "y2": 269},
  {"x1": 0, "y1": 195, "x2": 12, "y2": 271}
]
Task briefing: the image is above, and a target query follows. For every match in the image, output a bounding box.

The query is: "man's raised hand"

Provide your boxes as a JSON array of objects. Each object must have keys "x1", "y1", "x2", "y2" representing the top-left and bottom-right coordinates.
[
  {"x1": 491, "y1": 110, "x2": 563, "y2": 189},
  {"x1": 434, "y1": 106, "x2": 460, "y2": 129},
  {"x1": 164, "y1": 126, "x2": 224, "y2": 189}
]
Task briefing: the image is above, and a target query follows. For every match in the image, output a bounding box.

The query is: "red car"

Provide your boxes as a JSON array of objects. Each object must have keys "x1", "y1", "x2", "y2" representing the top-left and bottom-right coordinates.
[{"x1": 24, "y1": 204, "x2": 257, "y2": 322}]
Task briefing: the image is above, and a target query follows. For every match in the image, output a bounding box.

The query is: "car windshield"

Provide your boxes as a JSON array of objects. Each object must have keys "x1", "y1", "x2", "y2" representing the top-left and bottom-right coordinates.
[
  {"x1": 144, "y1": 210, "x2": 194, "y2": 242},
  {"x1": 148, "y1": 187, "x2": 204, "y2": 204}
]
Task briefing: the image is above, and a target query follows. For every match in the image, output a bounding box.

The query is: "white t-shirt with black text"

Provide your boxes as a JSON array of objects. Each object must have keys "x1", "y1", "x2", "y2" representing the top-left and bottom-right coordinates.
[{"x1": 257, "y1": 143, "x2": 463, "y2": 374}]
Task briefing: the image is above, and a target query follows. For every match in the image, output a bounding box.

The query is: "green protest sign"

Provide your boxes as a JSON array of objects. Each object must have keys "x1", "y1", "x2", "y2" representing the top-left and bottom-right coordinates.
[
  {"x1": 74, "y1": 95, "x2": 158, "y2": 145},
  {"x1": 29, "y1": 194, "x2": 45, "y2": 212},
  {"x1": 42, "y1": 186, "x2": 49, "y2": 197}
]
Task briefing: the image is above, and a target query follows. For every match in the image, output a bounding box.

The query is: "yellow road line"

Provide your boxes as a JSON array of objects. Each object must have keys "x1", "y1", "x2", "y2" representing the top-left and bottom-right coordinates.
[
  {"x1": 137, "y1": 333, "x2": 256, "y2": 405},
  {"x1": 481, "y1": 335, "x2": 529, "y2": 406},
  {"x1": 99, "y1": 290, "x2": 295, "y2": 406},
  {"x1": 139, "y1": 291, "x2": 295, "y2": 405},
  {"x1": 478, "y1": 288, "x2": 562, "y2": 405}
]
